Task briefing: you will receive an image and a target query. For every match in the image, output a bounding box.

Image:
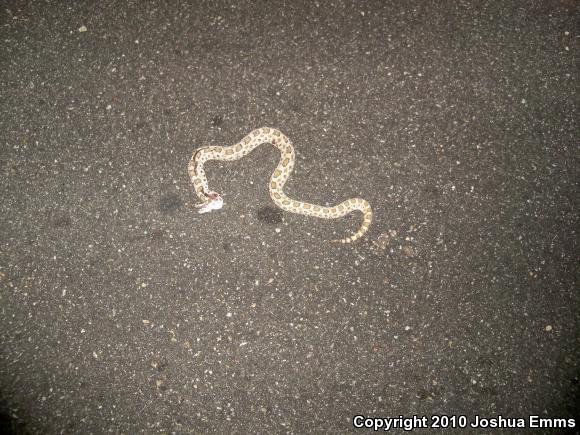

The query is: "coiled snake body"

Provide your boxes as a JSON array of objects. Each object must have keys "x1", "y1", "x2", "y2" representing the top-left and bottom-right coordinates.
[{"x1": 188, "y1": 127, "x2": 372, "y2": 243}]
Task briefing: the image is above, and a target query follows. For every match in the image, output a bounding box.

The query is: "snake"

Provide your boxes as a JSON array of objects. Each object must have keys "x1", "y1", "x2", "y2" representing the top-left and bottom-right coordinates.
[{"x1": 188, "y1": 127, "x2": 372, "y2": 243}]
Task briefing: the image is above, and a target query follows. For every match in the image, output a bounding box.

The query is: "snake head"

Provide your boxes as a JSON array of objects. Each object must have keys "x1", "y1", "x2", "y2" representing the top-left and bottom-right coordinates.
[
  {"x1": 196, "y1": 191, "x2": 224, "y2": 214},
  {"x1": 206, "y1": 191, "x2": 221, "y2": 201}
]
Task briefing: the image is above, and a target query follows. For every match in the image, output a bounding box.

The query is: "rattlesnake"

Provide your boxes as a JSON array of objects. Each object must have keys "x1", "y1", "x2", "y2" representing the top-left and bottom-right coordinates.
[{"x1": 188, "y1": 127, "x2": 372, "y2": 243}]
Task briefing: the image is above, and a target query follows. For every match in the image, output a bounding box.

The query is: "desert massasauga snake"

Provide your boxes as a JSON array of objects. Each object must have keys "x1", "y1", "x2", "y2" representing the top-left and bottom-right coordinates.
[{"x1": 188, "y1": 127, "x2": 372, "y2": 243}]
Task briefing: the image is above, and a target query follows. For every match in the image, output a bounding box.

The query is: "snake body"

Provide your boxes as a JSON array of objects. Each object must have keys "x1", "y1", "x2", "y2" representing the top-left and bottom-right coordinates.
[{"x1": 188, "y1": 127, "x2": 372, "y2": 243}]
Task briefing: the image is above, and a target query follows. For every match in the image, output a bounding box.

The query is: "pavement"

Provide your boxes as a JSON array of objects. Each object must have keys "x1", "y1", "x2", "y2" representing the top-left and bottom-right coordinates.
[{"x1": 0, "y1": 1, "x2": 578, "y2": 434}]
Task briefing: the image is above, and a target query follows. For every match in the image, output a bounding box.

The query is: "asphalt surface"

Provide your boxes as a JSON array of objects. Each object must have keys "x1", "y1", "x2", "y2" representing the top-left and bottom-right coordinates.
[{"x1": 1, "y1": 1, "x2": 579, "y2": 434}]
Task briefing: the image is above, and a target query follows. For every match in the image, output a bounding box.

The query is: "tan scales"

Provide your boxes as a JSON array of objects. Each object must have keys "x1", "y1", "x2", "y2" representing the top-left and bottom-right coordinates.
[{"x1": 188, "y1": 127, "x2": 372, "y2": 243}]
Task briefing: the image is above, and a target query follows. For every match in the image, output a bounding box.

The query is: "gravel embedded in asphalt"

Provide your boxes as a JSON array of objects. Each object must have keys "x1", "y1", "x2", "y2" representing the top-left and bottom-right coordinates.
[{"x1": 0, "y1": 1, "x2": 578, "y2": 433}]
